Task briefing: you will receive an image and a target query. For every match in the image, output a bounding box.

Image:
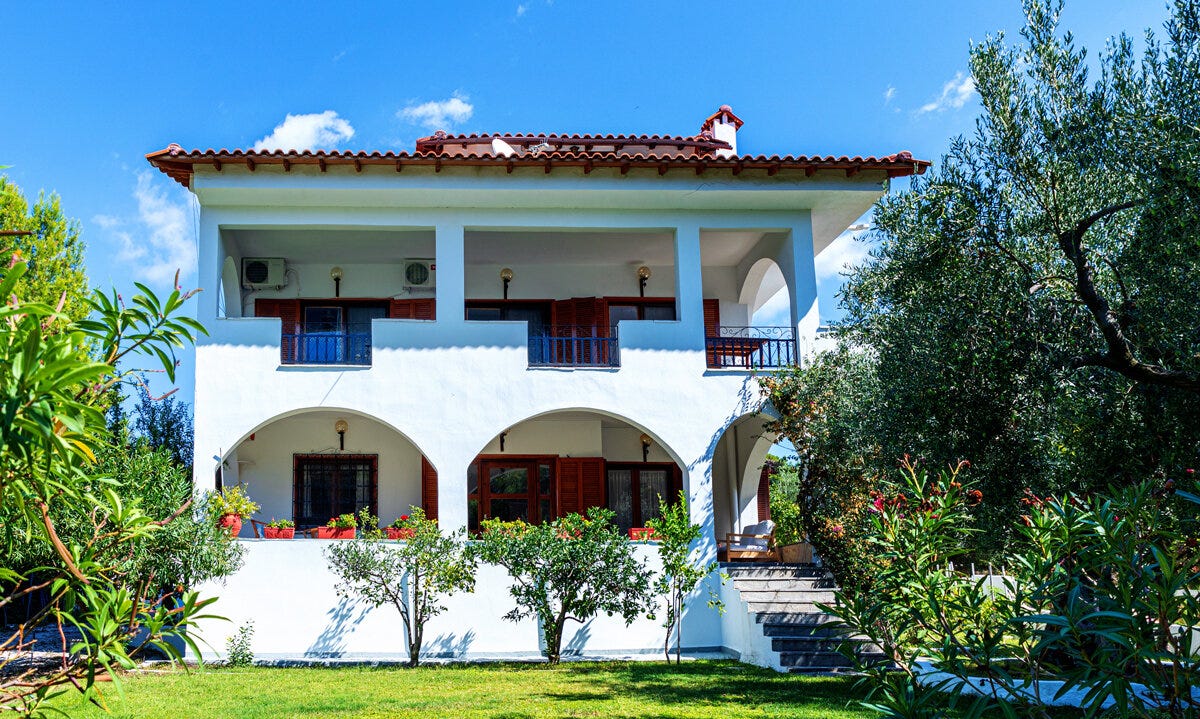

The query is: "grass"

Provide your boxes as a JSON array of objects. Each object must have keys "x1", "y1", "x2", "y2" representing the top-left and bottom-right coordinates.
[{"x1": 54, "y1": 661, "x2": 877, "y2": 719}]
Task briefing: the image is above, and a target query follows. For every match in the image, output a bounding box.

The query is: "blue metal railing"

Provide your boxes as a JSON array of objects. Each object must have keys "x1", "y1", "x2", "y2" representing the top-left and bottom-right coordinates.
[
  {"x1": 281, "y1": 332, "x2": 372, "y2": 365},
  {"x1": 705, "y1": 326, "x2": 796, "y2": 369},
  {"x1": 528, "y1": 325, "x2": 620, "y2": 367}
]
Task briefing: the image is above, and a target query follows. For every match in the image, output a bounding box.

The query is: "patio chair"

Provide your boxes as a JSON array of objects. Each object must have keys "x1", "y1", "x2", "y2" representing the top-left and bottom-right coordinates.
[{"x1": 720, "y1": 520, "x2": 779, "y2": 562}]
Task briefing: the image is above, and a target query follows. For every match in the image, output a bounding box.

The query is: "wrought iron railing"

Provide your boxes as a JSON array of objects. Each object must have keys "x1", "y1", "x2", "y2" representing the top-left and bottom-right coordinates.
[
  {"x1": 281, "y1": 332, "x2": 373, "y2": 365},
  {"x1": 529, "y1": 325, "x2": 620, "y2": 367},
  {"x1": 705, "y1": 326, "x2": 796, "y2": 369}
]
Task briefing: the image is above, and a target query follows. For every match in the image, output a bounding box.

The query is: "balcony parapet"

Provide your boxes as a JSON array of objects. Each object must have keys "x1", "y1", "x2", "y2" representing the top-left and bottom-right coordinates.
[{"x1": 705, "y1": 326, "x2": 796, "y2": 369}]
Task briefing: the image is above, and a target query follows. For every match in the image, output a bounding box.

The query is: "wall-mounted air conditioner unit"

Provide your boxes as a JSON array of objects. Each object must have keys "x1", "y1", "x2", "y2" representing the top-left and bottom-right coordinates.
[
  {"x1": 403, "y1": 259, "x2": 436, "y2": 288},
  {"x1": 241, "y1": 258, "x2": 287, "y2": 289}
]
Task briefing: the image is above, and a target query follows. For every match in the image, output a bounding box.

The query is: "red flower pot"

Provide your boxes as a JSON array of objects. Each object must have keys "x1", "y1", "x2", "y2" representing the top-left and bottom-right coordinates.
[
  {"x1": 315, "y1": 527, "x2": 356, "y2": 539},
  {"x1": 263, "y1": 527, "x2": 294, "y2": 539},
  {"x1": 219, "y1": 514, "x2": 243, "y2": 538},
  {"x1": 629, "y1": 527, "x2": 659, "y2": 541},
  {"x1": 385, "y1": 528, "x2": 415, "y2": 540}
]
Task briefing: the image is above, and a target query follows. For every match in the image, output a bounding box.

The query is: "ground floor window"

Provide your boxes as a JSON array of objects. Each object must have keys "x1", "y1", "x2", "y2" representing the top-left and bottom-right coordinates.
[
  {"x1": 293, "y1": 454, "x2": 378, "y2": 528},
  {"x1": 467, "y1": 456, "x2": 555, "y2": 533},
  {"x1": 606, "y1": 463, "x2": 679, "y2": 533}
]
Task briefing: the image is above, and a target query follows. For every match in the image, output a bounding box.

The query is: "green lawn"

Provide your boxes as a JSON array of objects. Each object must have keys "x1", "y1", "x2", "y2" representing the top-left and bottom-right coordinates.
[{"x1": 57, "y1": 661, "x2": 875, "y2": 719}]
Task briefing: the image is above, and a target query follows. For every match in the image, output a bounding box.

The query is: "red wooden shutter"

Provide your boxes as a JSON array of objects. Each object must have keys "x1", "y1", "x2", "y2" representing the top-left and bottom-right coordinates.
[
  {"x1": 421, "y1": 456, "x2": 438, "y2": 522},
  {"x1": 703, "y1": 298, "x2": 721, "y2": 366},
  {"x1": 413, "y1": 299, "x2": 435, "y2": 320},
  {"x1": 556, "y1": 458, "x2": 583, "y2": 516},
  {"x1": 551, "y1": 300, "x2": 576, "y2": 364},
  {"x1": 388, "y1": 299, "x2": 414, "y2": 319},
  {"x1": 256, "y1": 299, "x2": 300, "y2": 362},
  {"x1": 580, "y1": 457, "x2": 606, "y2": 512},
  {"x1": 757, "y1": 464, "x2": 771, "y2": 522}
]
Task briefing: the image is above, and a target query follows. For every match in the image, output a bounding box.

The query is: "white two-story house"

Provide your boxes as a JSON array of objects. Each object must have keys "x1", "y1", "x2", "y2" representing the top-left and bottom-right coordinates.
[{"x1": 148, "y1": 106, "x2": 927, "y2": 664}]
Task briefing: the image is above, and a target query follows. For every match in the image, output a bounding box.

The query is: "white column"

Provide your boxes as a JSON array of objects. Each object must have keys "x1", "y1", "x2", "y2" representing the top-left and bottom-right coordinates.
[
  {"x1": 673, "y1": 224, "x2": 705, "y2": 350},
  {"x1": 687, "y1": 455, "x2": 719, "y2": 565},
  {"x1": 435, "y1": 223, "x2": 465, "y2": 327},
  {"x1": 779, "y1": 214, "x2": 819, "y2": 363},
  {"x1": 431, "y1": 451, "x2": 470, "y2": 534}
]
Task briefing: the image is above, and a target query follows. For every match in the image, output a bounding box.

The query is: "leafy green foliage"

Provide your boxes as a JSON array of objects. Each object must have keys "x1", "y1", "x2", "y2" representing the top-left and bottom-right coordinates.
[
  {"x1": 646, "y1": 491, "x2": 724, "y2": 663},
  {"x1": 825, "y1": 460, "x2": 1200, "y2": 719},
  {"x1": 0, "y1": 176, "x2": 88, "y2": 321},
  {"x1": 325, "y1": 508, "x2": 475, "y2": 666},
  {"x1": 207, "y1": 484, "x2": 259, "y2": 520},
  {"x1": 0, "y1": 250, "x2": 220, "y2": 716},
  {"x1": 130, "y1": 386, "x2": 194, "y2": 466},
  {"x1": 760, "y1": 349, "x2": 883, "y2": 590},
  {"x1": 474, "y1": 508, "x2": 653, "y2": 664},
  {"x1": 225, "y1": 622, "x2": 255, "y2": 667}
]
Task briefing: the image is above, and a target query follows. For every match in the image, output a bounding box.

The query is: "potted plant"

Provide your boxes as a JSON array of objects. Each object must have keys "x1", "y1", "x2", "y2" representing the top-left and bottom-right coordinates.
[
  {"x1": 385, "y1": 514, "x2": 416, "y2": 540},
  {"x1": 315, "y1": 513, "x2": 357, "y2": 539},
  {"x1": 263, "y1": 518, "x2": 295, "y2": 539},
  {"x1": 628, "y1": 527, "x2": 659, "y2": 541},
  {"x1": 210, "y1": 485, "x2": 260, "y2": 538}
]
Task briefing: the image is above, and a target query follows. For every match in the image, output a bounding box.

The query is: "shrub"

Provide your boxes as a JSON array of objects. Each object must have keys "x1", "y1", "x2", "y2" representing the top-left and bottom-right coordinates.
[
  {"x1": 647, "y1": 491, "x2": 724, "y2": 663},
  {"x1": 474, "y1": 508, "x2": 652, "y2": 664},
  {"x1": 225, "y1": 621, "x2": 255, "y2": 667},
  {"x1": 325, "y1": 507, "x2": 475, "y2": 666}
]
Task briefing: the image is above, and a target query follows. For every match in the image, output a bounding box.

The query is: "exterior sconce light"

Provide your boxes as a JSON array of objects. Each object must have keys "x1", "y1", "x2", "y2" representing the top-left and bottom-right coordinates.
[
  {"x1": 330, "y1": 266, "x2": 344, "y2": 298},
  {"x1": 640, "y1": 432, "x2": 653, "y2": 462},
  {"x1": 636, "y1": 265, "x2": 652, "y2": 297},
  {"x1": 334, "y1": 418, "x2": 348, "y2": 450},
  {"x1": 500, "y1": 267, "x2": 514, "y2": 300},
  {"x1": 499, "y1": 431, "x2": 508, "y2": 452}
]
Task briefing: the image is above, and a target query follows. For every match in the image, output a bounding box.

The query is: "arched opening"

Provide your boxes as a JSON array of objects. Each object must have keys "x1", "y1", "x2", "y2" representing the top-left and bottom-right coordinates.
[
  {"x1": 740, "y1": 257, "x2": 790, "y2": 328},
  {"x1": 711, "y1": 413, "x2": 777, "y2": 545},
  {"x1": 464, "y1": 409, "x2": 686, "y2": 536},
  {"x1": 220, "y1": 256, "x2": 240, "y2": 318},
  {"x1": 219, "y1": 408, "x2": 433, "y2": 536}
]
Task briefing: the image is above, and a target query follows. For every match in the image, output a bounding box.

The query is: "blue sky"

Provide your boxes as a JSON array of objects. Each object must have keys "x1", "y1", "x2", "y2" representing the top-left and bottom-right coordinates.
[{"x1": 0, "y1": 1, "x2": 1171, "y2": 405}]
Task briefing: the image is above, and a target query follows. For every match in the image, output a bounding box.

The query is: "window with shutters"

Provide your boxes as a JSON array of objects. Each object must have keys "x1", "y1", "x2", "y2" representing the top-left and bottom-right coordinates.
[
  {"x1": 605, "y1": 463, "x2": 682, "y2": 533},
  {"x1": 293, "y1": 454, "x2": 378, "y2": 529}
]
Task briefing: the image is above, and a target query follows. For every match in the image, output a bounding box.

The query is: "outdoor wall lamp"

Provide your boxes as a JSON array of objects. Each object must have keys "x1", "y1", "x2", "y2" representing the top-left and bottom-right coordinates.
[
  {"x1": 500, "y1": 267, "x2": 514, "y2": 300},
  {"x1": 330, "y1": 266, "x2": 344, "y2": 297},
  {"x1": 640, "y1": 432, "x2": 653, "y2": 462},
  {"x1": 499, "y1": 430, "x2": 508, "y2": 452},
  {"x1": 334, "y1": 418, "x2": 348, "y2": 450},
  {"x1": 636, "y1": 265, "x2": 652, "y2": 297}
]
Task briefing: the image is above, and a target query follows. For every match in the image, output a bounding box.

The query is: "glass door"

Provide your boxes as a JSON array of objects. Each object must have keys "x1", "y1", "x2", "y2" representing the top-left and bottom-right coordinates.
[{"x1": 302, "y1": 306, "x2": 343, "y2": 363}]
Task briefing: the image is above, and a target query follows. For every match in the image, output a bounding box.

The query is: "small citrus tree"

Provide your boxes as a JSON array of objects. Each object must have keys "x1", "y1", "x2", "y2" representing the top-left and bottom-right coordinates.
[
  {"x1": 324, "y1": 508, "x2": 475, "y2": 666},
  {"x1": 474, "y1": 508, "x2": 652, "y2": 664},
  {"x1": 646, "y1": 491, "x2": 724, "y2": 664}
]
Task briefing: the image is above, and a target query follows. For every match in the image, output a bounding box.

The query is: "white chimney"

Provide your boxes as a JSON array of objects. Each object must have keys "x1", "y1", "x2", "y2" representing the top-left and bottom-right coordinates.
[{"x1": 701, "y1": 105, "x2": 744, "y2": 159}]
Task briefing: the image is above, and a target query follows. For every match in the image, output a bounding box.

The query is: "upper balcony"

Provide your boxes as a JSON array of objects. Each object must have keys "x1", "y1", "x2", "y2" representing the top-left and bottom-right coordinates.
[{"x1": 213, "y1": 225, "x2": 808, "y2": 372}]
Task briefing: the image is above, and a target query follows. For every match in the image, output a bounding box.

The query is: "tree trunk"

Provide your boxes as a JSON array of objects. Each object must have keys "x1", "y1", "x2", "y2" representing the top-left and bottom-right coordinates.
[{"x1": 544, "y1": 611, "x2": 567, "y2": 664}]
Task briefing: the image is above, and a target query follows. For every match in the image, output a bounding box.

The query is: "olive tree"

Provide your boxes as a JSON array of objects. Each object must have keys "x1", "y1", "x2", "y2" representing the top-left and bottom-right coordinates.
[
  {"x1": 474, "y1": 508, "x2": 652, "y2": 664},
  {"x1": 324, "y1": 508, "x2": 475, "y2": 666}
]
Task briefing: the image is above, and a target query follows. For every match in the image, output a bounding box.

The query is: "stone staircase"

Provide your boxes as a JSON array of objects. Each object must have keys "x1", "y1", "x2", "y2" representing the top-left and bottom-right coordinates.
[{"x1": 723, "y1": 563, "x2": 883, "y2": 673}]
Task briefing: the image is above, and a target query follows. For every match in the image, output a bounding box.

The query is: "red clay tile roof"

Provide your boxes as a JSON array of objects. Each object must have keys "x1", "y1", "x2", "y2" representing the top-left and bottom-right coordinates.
[{"x1": 146, "y1": 143, "x2": 930, "y2": 188}]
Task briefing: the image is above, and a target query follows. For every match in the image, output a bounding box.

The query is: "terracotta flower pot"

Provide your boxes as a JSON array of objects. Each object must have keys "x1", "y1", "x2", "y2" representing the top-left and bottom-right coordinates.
[
  {"x1": 263, "y1": 527, "x2": 294, "y2": 539},
  {"x1": 219, "y1": 514, "x2": 243, "y2": 538},
  {"x1": 385, "y1": 527, "x2": 415, "y2": 540},
  {"x1": 315, "y1": 526, "x2": 356, "y2": 539},
  {"x1": 628, "y1": 527, "x2": 659, "y2": 541}
]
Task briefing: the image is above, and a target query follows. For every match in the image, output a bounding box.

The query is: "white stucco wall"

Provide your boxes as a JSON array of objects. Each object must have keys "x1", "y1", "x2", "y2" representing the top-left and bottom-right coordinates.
[{"x1": 194, "y1": 540, "x2": 726, "y2": 661}]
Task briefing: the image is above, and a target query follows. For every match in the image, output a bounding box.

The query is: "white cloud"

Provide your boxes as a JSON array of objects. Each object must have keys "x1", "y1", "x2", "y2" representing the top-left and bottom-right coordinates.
[
  {"x1": 252, "y1": 110, "x2": 355, "y2": 151},
  {"x1": 883, "y1": 86, "x2": 896, "y2": 104},
  {"x1": 916, "y1": 71, "x2": 976, "y2": 115},
  {"x1": 108, "y1": 171, "x2": 197, "y2": 285},
  {"x1": 516, "y1": 3, "x2": 527, "y2": 15},
  {"x1": 815, "y1": 224, "x2": 873, "y2": 283},
  {"x1": 397, "y1": 93, "x2": 474, "y2": 130}
]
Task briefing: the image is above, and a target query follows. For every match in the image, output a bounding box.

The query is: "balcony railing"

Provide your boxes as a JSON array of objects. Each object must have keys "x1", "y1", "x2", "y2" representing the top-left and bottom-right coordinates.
[
  {"x1": 281, "y1": 332, "x2": 372, "y2": 366},
  {"x1": 705, "y1": 326, "x2": 796, "y2": 369},
  {"x1": 529, "y1": 325, "x2": 620, "y2": 368}
]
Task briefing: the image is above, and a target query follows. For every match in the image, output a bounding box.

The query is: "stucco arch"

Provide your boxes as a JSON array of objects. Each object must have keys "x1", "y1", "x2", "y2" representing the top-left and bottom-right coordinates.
[
  {"x1": 711, "y1": 411, "x2": 779, "y2": 539},
  {"x1": 738, "y1": 256, "x2": 789, "y2": 320},
  {"x1": 220, "y1": 256, "x2": 240, "y2": 318}
]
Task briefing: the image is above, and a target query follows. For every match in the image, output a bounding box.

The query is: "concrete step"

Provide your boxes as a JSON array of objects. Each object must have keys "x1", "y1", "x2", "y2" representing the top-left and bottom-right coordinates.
[
  {"x1": 778, "y1": 650, "x2": 888, "y2": 669},
  {"x1": 787, "y1": 665, "x2": 859, "y2": 674},
  {"x1": 746, "y1": 602, "x2": 829, "y2": 614},
  {"x1": 755, "y1": 611, "x2": 841, "y2": 627},
  {"x1": 736, "y1": 589, "x2": 838, "y2": 604},
  {"x1": 770, "y1": 636, "x2": 881, "y2": 653},
  {"x1": 728, "y1": 577, "x2": 837, "y2": 592},
  {"x1": 761, "y1": 621, "x2": 845, "y2": 638},
  {"x1": 721, "y1": 564, "x2": 829, "y2": 580}
]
